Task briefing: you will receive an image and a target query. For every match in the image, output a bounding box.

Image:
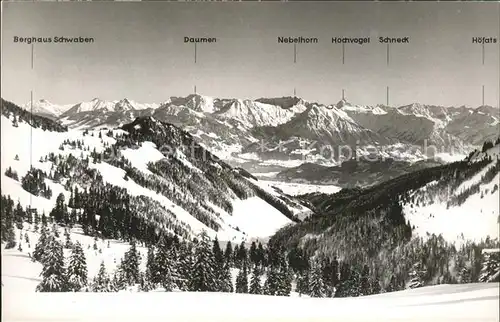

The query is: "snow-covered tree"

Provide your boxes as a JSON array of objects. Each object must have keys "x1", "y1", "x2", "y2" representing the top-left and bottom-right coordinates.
[
  {"x1": 67, "y1": 241, "x2": 88, "y2": 291},
  {"x1": 249, "y1": 265, "x2": 262, "y2": 294},
  {"x1": 408, "y1": 262, "x2": 426, "y2": 289},
  {"x1": 176, "y1": 242, "x2": 193, "y2": 291},
  {"x1": 479, "y1": 250, "x2": 500, "y2": 283},
  {"x1": 92, "y1": 262, "x2": 111, "y2": 292},
  {"x1": 296, "y1": 269, "x2": 310, "y2": 296},
  {"x1": 190, "y1": 231, "x2": 217, "y2": 292},
  {"x1": 155, "y1": 236, "x2": 176, "y2": 291},
  {"x1": 36, "y1": 236, "x2": 67, "y2": 292},
  {"x1": 120, "y1": 240, "x2": 141, "y2": 286},
  {"x1": 33, "y1": 226, "x2": 49, "y2": 262},
  {"x1": 235, "y1": 263, "x2": 249, "y2": 294},
  {"x1": 309, "y1": 259, "x2": 325, "y2": 298},
  {"x1": 64, "y1": 228, "x2": 72, "y2": 249}
]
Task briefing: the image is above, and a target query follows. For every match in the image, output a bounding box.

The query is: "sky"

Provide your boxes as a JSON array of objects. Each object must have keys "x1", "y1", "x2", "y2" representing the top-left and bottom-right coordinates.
[{"x1": 1, "y1": 1, "x2": 499, "y2": 108}]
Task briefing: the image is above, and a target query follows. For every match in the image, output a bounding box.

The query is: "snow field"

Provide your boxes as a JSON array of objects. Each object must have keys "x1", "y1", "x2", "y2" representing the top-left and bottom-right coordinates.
[{"x1": 1, "y1": 115, "x2": 297, "y2": 242}]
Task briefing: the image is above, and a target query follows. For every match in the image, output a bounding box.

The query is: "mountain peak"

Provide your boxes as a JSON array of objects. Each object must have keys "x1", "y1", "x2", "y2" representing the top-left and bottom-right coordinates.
[{"x1": 335, "y1": 98, "x2": 351, "y2": 108}]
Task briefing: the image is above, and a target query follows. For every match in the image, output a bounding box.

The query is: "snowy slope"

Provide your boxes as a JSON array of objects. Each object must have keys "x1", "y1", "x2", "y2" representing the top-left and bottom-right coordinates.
[
  {"x1": 1, "y1": 112, "x2": 296, "y2": 242},
  {"x1": 404, "y1": 173, "x2": 500, "y2": 243},
  {"x1": 403, "y1": 146, "x2": 500, "y2": 243},
  {"x1": 2, "y1": 242, "x2": 499, "y2": 322}
]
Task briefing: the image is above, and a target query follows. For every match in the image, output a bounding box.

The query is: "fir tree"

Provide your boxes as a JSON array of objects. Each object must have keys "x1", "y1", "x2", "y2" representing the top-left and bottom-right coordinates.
[
  {"x1": 190, "y1": 231, "x2": 217, "y2": 292},
  {"x1": 51, "y1": 223, "x2": 60, "y2": 238},
  {"x1": 4, "y1": 219, "x2": 16, "y2": 249},
  {"x1": 408, "y1": 262, "x2": 425, "y2": 289},
  {"x1": 155, "y1": 236, "x2": 176, "y2": 291},
  {"x1": 479, "y1": 251, "x2": 500, "y2": 283},
  {"x1": 235, "y1": 263, "x2": 249, "y2": 294},
  {"x1": 145, "y1": 245, "x2": 157, "y2": 289},
  {"x1": 50, "y1": 193, "x2": 68, "y2": 224},
  {"x1": 249, "y1": 241, "x2": 258, "y2": 266},
  {"x1": 33, "y1": 226, "x2": 48, "y2": 262},
  {"x1": 309, "y1": 258, "x2": 325, "y2": 298},
  {"x1": 220, "y1": 261, "x2": 233, "y2": 293},
  {"x1": 92, "y1": 262, "x2": 111, "y2": 292},
  {"x1": 64, "y1": 228, "x2": 72, "y2": 248},
  {"x1": 264, "y1": 267, "x2": 279, "y2": 296},
  {"x1": 249, "y1": 265, "x2": 262, "y2": 294},
  {"x1": 296, "y1": 269, "x2": 310, "y2": 296},
  {"x1": 121, "y1": 240, "x2": 142, "y2": 286},
  {"x1": 67, "y1": 241, "x2": 88, "y2": 292},
  {"x1": 224, "y1": 241, "x2": 233, "y2": 266},
  {"x1": 360, "y1": 265, "x2": 371, "y2": 296},
  {"x1": 212, "y1": 235, "x2": 225, "y2": 291},
  {"x1": 36, "y1": 236, "x2": 67, "y2": 292},
  {"x1": 176, "y1": 242, "x2": 193, "y2": 291}
]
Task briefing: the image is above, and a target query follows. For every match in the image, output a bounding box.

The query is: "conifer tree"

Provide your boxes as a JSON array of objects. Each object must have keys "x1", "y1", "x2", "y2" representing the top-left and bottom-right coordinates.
[
  {"x1": 408, "y1": 262, "x2": 425, "y2": 289},
  {"x1": 219, "y1": 261, "x2": 233, "y2": 293},
  {"x1": 264, "y1": 266, "x2": 278, "y2": 296},
  {"x1": 360, "y1": 265, "x2": 371, "y2": 296},
  {"x1": 145, "y1": 245, "x2": 157, "y2": 288},
  {"x1": 121, "y1": 240, "x2": 141, "y2": 286},
  {"x1": 67, "y1": 241, "x2": 88, "y2": 291},
  {"x1": 276, "y1": 259, "x2": 292, "y2": 296},
  {"x1": 309, "y1": 259, "x2": 325, "y2": 298},
  {"x1": 224, "y1": 241, "x2": 233, "y2": 267},
  {"x1": 249, "y1": 241, "x2": 258, "y2": 266},
  {"x1": 257, "y1": 242, "x2": 266, "y2": 267},
  {"x1": 235, "y1": 263, "x2": 249, "y2": 294},
  {"x1": 249, "y1": 265, "x2": 262, "y2": 294},
  {"x1": 176, "y1": 242, "x2": 193, "y2": 291},
  {"x1": 64, "y1": 228, "x2": 72, "y2": 248},
  {"x1": 51, "y1": 223, "x2": 60, "y2": 238},
  {"x1": 33, "y1": 226, "x2": 48, "y2": 262},
  {"x1": 479, "y1": 251, "x2": 500, "y2": 283},
  {"x1": 50, "y1": 193, "x2": 67, "y2": 224},
  {"x1": 212, "y1": 235, "x2": 227, "y2": 291},
  {"x1": 155, "y1": 236, "x2": 176, "y2": 291},
  {"x1": 4, "y1": 219, "x2": 16, "y2": 249},
  {"x1": 190, "y1": 231, "x2": 217, "y2": 292},
  {"x1": 92, "y1": 262, "x2": 111, "y2": 292},
  {"x1": 296, "y1": 269, "x2": 310, "y2": 296},
  {"x1": 370, "y1": 276, "x2": 382, "y2": 294},
  {"x1": 36, "y1": 236, "x2": 67, "y2": 292}
]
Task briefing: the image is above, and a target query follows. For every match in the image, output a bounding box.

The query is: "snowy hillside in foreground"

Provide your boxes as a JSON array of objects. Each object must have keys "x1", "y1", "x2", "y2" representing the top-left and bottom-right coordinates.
[
  {"x1": 3, "y1": 231, "x2": 499, "y2": 322},
  {"x1": 403, "y1": 145, "x2": 500, "y2": 243},
  {"x1": 1, "y1": 111, "x2": 296, "y2": 242},
  {"x1": 3, "y1": 267, "x2": 499, "y2": 322}
]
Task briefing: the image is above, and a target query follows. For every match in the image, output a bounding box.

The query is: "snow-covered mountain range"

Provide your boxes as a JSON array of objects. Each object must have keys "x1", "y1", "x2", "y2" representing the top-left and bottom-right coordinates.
[{"x1": 19, "y1": 95, "x2": 499, "y2": 183}]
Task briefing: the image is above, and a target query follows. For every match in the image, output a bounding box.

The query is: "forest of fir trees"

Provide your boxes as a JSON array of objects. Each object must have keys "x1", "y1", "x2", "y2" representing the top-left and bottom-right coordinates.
[{"x1": 2, "y1": 192, "x2": 499, "y2": 295}]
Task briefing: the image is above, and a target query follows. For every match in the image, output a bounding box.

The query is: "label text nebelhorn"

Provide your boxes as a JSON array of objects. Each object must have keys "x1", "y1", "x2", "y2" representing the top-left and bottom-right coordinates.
[{"x1": 278, "y1": 36, "x2": 318, "y2": 44}]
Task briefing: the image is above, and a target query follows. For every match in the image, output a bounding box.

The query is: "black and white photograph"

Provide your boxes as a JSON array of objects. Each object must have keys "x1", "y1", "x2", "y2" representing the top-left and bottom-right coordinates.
[{"x1": 1, "y1": 1, "x2": 499, "y2": 321}]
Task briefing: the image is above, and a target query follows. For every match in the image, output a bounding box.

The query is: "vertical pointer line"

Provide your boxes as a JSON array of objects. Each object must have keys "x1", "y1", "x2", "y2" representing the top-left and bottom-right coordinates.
[
  {"x1": 386, "y1": 44, "x2": 390, "y2": 66},
  {"x1": 342, "y1": 43, "x2": 345, "y2": 65},
  {"x1": 194, "y1": 43, "x2": 197, "y2": 64},
  {"x1": 31, "y1": 43, "x2": 34, "y2": 69},
  {"x1": 386, "y1": 86, "x2": 389, "y2": 106},
  {"x1": 482, "y1": 43, "x2": 485, "y2": 65},
  {"x1": 294, "y1": 44, "x2": 297, "y2": 63},
  {"x1": 30, "y1": 90, "x2": 33, "y2": 208}
]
